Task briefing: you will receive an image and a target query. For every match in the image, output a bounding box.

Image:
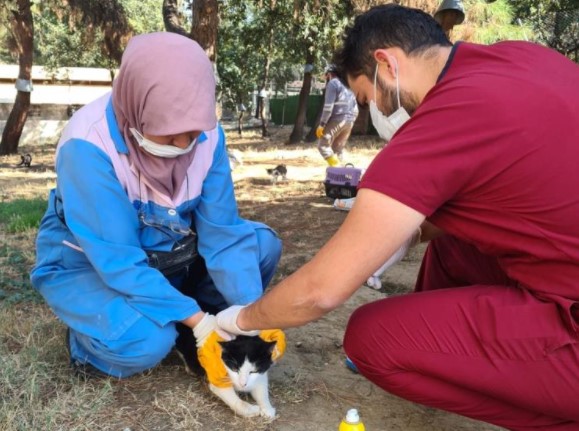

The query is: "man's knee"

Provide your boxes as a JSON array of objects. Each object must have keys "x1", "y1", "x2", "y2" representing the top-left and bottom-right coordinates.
[
  {"x1": 344, "y1": 300, "x2": 400, "y2": 373},
  {"x1": 317, "y1": 138, "x2": 333, "y2": 156},
  {"x1": 344, "y1": 304, "x2": 375, "y2": 362}
]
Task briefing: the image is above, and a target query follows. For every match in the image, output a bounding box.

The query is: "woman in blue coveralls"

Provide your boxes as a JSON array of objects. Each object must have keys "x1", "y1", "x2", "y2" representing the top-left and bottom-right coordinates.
[{"x1": 30, "y1": 32, "x2": 282, "y2": 378}]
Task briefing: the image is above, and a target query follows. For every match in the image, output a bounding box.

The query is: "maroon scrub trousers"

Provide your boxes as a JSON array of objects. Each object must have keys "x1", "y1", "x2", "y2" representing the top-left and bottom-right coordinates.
[{"x1": 344, "y1": 235, "x2": 579, "y2": 431}]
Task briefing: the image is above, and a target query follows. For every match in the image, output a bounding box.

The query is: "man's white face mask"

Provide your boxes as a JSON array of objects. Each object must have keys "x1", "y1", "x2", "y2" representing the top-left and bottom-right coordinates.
[
  {"x1": 129, "y1": 128, "x2": 196, "y2": 158},
  {"x1": 369, "y1": 57, "x2": 411, "y2": 142}
]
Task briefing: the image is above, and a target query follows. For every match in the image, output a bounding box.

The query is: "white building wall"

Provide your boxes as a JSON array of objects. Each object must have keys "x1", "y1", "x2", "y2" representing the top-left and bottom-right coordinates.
[{"x1": 0, "y1": 65, "x2": 114, "y2": 146}]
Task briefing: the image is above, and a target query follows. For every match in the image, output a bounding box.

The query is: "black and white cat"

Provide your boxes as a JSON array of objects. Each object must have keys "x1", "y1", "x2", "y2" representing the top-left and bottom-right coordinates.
[
  {"x1": 266, "y1": 164, "x2": 287, "y2": 184},
  {"x1": 211, "y1": 335, "x2": 277, "y2": 419},
  {"x1": 176, "y1": 325, "x2": 277, "y2": 419}
]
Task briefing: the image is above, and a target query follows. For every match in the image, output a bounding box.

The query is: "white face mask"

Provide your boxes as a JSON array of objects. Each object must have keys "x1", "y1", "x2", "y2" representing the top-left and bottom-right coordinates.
[
  {"x1": 129, "y1": 128, "x2": 196, "y2": 158},
  {"x1": 369, "y1": 58, "x2": 411, "y2": 142}
]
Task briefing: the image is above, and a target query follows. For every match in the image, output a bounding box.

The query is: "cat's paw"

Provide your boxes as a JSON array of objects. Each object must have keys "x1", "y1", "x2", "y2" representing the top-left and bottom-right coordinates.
[
  {"x1": 236, "y1": 402, "x2": 261, "y2": 418},
  {"x1": 260, "y1": 406, "x2": 277, "y2": 419},
  {"x1": 209, "y1": 384, "x2": 261, "y2": 418}
]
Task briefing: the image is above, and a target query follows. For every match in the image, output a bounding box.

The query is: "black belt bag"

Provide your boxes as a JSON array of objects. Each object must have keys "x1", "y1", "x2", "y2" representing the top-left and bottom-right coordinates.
[{"x1": 146, "y1": 234, "x2": 199, "y2": 277}]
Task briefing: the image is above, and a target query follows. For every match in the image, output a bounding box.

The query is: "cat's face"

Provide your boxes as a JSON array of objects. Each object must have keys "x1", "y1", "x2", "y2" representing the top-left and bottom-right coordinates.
[
  {"x1": 220, "y1": 336, "x2": 276, "y2": 391},
  {"x1": 225, "y1": 358, "x2": 261, "y2": 391}
]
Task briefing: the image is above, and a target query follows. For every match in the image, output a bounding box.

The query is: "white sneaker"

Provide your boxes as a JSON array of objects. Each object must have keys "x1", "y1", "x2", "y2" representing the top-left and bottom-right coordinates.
[{"x1": 366, "y1": 275, "x2": 382, "y2": 290}]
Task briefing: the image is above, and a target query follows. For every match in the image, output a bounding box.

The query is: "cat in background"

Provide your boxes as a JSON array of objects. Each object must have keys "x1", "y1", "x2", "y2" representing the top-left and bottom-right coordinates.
[
  {"x1": 17, "y1": 153, "x2": 32, "y2": 168},
  {"x1": 266, "y1": 164, "x2": 287, "y2": 184}
]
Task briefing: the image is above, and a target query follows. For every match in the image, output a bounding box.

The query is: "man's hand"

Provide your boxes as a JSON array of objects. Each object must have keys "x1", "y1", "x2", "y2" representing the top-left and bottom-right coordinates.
[
  {"x1": 193, "y1": 314, "x2": 233, "y2": 388},
  {"x1": 216, "y1": 305, "x2": 260, "y2": 336},
  {"x1": 217, "y1": 308, "x2": 287, "y2": 361},
  {"x1": 316, "y1": 126, "x2": 325, "y2": 139}
]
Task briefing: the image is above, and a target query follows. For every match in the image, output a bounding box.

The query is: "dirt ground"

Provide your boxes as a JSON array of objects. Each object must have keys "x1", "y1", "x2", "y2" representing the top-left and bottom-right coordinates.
[{"x1": 0, "y1": 127, "x2": 504, "y2": 431}]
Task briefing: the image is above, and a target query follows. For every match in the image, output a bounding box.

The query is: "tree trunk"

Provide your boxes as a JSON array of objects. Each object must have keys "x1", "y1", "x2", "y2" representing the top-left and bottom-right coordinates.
[
  {"x1": 258, "y1": 63, "x2": 272, "y2": 137},
  {"x1": 288, "y1": 51, "x2": 315, "y2": 145},
  {"x1": 305, "y1": 86, "x2": 325, "y2": 142},
  {"x1": 190, "y1": 0, "x2": 219, "y2": 63},
  {"x1": 237, "y1": 112, "x2": 244, "y2": 135},
  {"x1": 162, "y1": 0, "x2": 189, "y2": 37},
  {"x1": 258, "y1": 0, "x2": 277, "y2": 138},
  {"x1": 259, "y1": 94, "x2": 269, "y2": 137},
  {"x1": 255, "y1": 97, "x2": 261, "y2": 119},
  {"x1": 1, "y1": 0, "x2": 34, "y2": 156},
  {"x1": 163, "y1": 0, "x2": 221, "y2": 118},
  {"x1": 188, "y1": 0, "x2": 221, "y2": 119}
]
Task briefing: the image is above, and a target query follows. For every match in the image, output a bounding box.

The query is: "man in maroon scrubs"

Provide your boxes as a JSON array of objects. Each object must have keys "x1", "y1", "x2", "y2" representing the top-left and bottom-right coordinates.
[{"x1": 216, "y1": 5, "x2": 579, "y2": 430}]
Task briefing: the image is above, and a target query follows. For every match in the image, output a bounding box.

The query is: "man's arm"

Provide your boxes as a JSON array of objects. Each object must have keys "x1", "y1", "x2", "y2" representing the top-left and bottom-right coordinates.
[
  {"x1": 235, "y1": 188, "x2": 425, "y2": 330},
  {"x1": 319, "y1": 80, "x2": 338, "y2": 126}
]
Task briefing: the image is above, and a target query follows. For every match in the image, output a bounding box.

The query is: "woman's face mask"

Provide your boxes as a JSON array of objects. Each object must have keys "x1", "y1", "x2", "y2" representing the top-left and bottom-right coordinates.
[
  {"x1": 129, "y1": 128, "x2": 196, "y2": 158},
  {"x1": 369, "y1": 57, "x2": 411, "y2": 142}
]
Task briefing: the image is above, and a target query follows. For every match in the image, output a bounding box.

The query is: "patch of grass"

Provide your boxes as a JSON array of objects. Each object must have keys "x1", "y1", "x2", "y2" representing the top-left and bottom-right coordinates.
[
  {"x1": 0, "y1": 307, "x2": 115, "y2": 431},
  {"x1": 0, "y1": 227, "x2": 41, "y2": 305},
  {"x1": 0, "y1": 198, "x2": 47, "y2": 233}
]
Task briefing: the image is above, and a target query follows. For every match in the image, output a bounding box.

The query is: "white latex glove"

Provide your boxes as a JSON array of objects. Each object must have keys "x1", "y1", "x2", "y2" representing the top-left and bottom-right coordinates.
[
  {"x1": 193, "y1": 313, "x2": 233, "y2": 347},
  {"x1": 216, "y1": 305, "x2": 260, "y2": 336},
  {"x1": 366, "y1": 228, "x2": 422, "y2": 289}
]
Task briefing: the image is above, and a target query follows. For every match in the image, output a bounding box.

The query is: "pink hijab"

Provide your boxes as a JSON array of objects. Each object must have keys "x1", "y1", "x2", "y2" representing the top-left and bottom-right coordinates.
[{"x1": 112, "y1": 32, "x2": 217, "y2": 197}]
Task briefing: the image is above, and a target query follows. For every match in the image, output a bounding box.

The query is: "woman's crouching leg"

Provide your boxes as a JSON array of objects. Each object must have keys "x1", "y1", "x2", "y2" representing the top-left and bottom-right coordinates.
[{"x1": 69, "y1": 317, "x2": 177, "y2": 378}]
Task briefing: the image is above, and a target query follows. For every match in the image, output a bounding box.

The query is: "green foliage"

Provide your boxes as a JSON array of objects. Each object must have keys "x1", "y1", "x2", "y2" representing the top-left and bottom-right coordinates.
[
  {"x1": 459, "y1": 0, "x2": 578, "y2": 61},
  {"x1": 217, "y1": 1, "x2": 262, "y2": 109},
  {"x1": 217, "y1": 0, "x2": 353, "y2": 111},
  {"x1": 34, "y1": 8, "x2": 108, "y2": 69},
  {"x1": 289, "y1": 1, "x2": 352, "y2": 67},
  {"x1": 462, "y1": 0, "x2": 531, "y2": 44},
  {"x1": 122, "y1": 0, "x2": 164, "y2": 35},
  {"x1": 31, "y1": 1, "x2": 127, "y2": 68},
  {"x1": 0, "y1": 1, "x2": 18, "y2": 63},
  {"x1": 218, "y1": 0, "x2": 295, "y2": 110},
  {"x1": 1, "y1": 0, "x2": 164, "y2": 69},
  {"x1": 508, "y1": 0, "x2": 578, "y2": 61},
  {"x1": 0, "y1": 20, "x2": 13, "y2": 63},
  {"x1": 0, "y1": 198, "x2": 47, "y2": 233}
]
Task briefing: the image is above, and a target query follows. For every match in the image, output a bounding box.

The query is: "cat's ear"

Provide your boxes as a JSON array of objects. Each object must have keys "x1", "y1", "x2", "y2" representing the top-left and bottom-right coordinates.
[
  {"x1": 218, "y1": 340, "x2": 231, "y2": 356},
  {"x1": 259, "y1": 329, "x2": 286, "y2": 362},
  {"x1": 266, "y1": 341, "x2": 277, "y2": 358}
]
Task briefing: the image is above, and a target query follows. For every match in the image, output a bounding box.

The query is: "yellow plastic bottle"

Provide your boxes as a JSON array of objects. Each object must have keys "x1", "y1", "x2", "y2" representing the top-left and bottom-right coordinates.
[{"x1": 339, "y1": 408, "x2": 366, "y2": 431}]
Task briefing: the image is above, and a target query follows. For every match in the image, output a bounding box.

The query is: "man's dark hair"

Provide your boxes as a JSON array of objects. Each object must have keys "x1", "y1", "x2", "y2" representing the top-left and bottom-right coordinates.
[{"x1": 334, "y1": 4, "x2": 451, "y2": 80}]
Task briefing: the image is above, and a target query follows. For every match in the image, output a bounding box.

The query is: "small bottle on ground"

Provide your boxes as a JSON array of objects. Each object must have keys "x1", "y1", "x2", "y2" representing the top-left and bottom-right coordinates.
[{"x1": 339, "y1": 408, "x2": 366, "y2": 431}]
